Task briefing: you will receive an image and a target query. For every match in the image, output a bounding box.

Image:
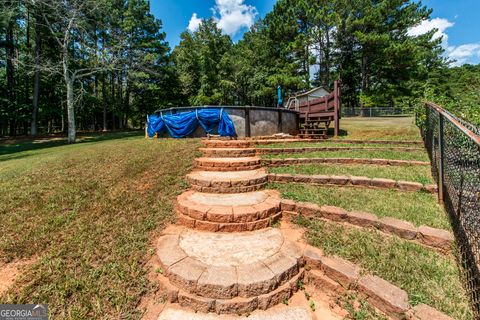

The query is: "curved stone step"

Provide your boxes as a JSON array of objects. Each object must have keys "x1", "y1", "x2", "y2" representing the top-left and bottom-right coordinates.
[
  {"x1": 178, "y1": 213, "x2": 282, "y2": 232},
  {"x1": 159, "y1": 269, "x2": 304, "y2": 315},
  {"x1": 202, "y1": 140, "x2": 254, "y2": 149},
  {"x1": 187, "y1": 169, "x2": 268, "y2": 193},
  {"x1": 156, "y1": 228, "x2": 305, "y2": 301},
  {"x1": 195, "y1": 157, "x2": 262, "y2": 171},
  {"x1": 159, "y1": 305, "x2": 313, "y2": 320},
  {"x1": 200, "y1": 148, "x2": 257, "y2": 158},
  {"x1": 175, "y1": 190, "x2": 282, "y2": 231}
]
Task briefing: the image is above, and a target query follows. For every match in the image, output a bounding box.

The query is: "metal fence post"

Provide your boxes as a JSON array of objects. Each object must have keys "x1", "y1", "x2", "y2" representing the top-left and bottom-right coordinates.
[
  {"x1": 245, "y1": 107, "x2": 251, "y2": 138},
  {"x1": 277, "y1": 109, "x2": 283, "y2": 133},
  {"x1": 438, "y1": 114, "x2": 445, "y2": 203}
]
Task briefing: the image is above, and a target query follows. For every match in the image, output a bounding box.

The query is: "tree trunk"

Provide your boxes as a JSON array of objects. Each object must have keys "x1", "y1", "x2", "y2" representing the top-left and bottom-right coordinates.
[
  {"x1": 304, "y1": 44, "x2": 310, "y2": 88},
  {"x1": 111, "y1": 73, "x2": 116, "y2": 130},
  {"x1": 361, "y1": 52, "x2": 369, "y2": 93},
  {"x1": 101, "y1": 34, "x2": 107, "y2": 131},
  {"x1": 61, "y1": 102, "x2": 65, "y2": 132},
  {"x1": 124, "y1": 76, "x2": 130, "y2": 128},
  {"x1": 24, "y1": 10, "x2": 30, "y2": 107},
  {"x1": 63, "y1": 42, "x2": 76, "y2": 143},
  {"x1": 65, "y1": 76, "x2": 76, "y2": 143},
  {"x1": 324, "y1": 27, "x2": 331, "y2": 86},
  {"x1": 6, "y1": 19, "x2": 16, "y2": 136},
  {"x1": 118, "y1": 72, "x2": 123, "y2": 129},
  {"x1": 31, "y1": 14, "x2": 42, "y2": 136},
  {"x1": 102, "y1": 73, "x2": 107, "y2": 131}
]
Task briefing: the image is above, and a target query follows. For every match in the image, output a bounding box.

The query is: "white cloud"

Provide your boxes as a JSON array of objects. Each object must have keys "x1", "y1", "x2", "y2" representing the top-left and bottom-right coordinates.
[
  {"x1": 213, "y1": 0, "x2": 258, "y2": 35},
  {"x1": 408, "y1": 18, "x2": 454, "y2": 44},
  {"x1": 187, "y1": 0, "x2": 257, "y2": 36},
  {"x1": 408, "y1": 18, "x2": 480, "y2": 66},
  {"x1": 188, "y1": 13, "x2": 202, "y2": 32},
  {"x1": 447, "y1": 44, "x2": 480, "y2": 66}
]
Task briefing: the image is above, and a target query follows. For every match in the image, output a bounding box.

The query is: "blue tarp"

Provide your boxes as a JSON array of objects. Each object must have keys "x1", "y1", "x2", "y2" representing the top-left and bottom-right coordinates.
[{"x1": 147, "y1": 108, "x2": 236, "y2": 138}]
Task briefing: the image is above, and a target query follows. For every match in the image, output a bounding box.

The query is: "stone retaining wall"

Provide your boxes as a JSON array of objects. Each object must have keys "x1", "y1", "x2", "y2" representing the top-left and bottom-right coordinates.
[
  {"x1": 262, "y1": 158, "x2": 430, "y2": 167},
  {"x1": 268, "y1": 173, "x2": 438, "y2": 194},
  {"x1": 303, "y1": 245, "x2": 453, "y2": 320},
  {"x1": 258, "y1": 146, "x2": 424, "y2": 155},
  {"x1": 250, "y1": 138, "x2": 423, "y2": 145},
  {"x1": 280, "y1": 200, "x2": 453, "y2": 252}
]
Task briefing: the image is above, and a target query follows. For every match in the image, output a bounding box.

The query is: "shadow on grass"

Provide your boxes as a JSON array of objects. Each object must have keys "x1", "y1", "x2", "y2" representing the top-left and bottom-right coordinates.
[
  {"x1": 0, "y1": 130, "x2": 144, "y2": 161},
  {"x1": 327, "y1": 128, "x2": 349, "y2": 137}
]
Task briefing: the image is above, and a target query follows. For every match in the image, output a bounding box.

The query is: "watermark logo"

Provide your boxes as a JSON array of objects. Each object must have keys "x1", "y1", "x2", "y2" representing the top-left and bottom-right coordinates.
[{"x1": 0, "y1": 304, "x2": 48, "y2": 320}]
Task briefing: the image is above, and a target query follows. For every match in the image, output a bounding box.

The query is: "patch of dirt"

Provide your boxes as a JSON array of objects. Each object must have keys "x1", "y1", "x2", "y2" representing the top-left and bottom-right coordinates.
[
  {"x1": 138, "y1": 224, "x2": 177, "y2": 320},
  {"x1": 0, "y1": 258, "x2": 36, "y2": 296},
  {"x1": 279, "y1": 216, "x2": 308, "y2": 244},
  {"x1": 288, "y1": 285, "x2": 346, "y2": 320},
  {"x1": 139, "y1": 253, "x2": 168, "y2": 320},
  {"x1": 136, "y1": 182, "x2": 153, "y2": 192}
]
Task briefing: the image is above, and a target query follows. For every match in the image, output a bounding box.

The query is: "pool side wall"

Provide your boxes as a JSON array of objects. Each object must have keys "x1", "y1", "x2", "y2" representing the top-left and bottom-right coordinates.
[{"x1": 155, "y1": 106, "x2": 299, "y2": 138}]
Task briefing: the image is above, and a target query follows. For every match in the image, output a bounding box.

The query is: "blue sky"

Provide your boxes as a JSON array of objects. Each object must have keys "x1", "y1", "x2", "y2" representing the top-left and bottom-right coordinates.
[{"x1": 151, "y1": 0, "x2": 480, "y2": 65}]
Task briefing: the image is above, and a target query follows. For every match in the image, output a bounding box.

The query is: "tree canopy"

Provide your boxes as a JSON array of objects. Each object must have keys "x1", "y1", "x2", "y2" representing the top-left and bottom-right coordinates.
[{"x1": 1, "y1": 0, "x2": 477, "y2": 141}]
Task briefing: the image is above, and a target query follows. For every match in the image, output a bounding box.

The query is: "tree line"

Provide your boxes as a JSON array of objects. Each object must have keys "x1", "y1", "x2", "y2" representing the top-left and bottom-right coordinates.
[
  {"x1": 0, "y1": 0, "x2": 177, "y2": 142},
  {"x1": 175, "y1": 0, "x2": 448, "y2": 109},
  {"x1": 0, "y1": 0, "x2": 476, "y2": 142}
]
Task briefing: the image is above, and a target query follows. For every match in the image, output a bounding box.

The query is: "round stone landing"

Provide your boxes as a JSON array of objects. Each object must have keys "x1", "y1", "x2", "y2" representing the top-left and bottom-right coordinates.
[
  {"x1": 176, "y1": 190, "x2": 281, "y2": 232},
  {"x1": 156, "y1": 227, "x2": 305, "y2": 302},
  {"x1": 202, "y1": 140, "x2": 254, "y2": 149},
  {"x1": 158, "y1": 306, "x2": 313, "y2": 320},
  {"x1": 199, "y1": 148, "x2": 257, "y2": 158},
  {"x1": 187, "y1": 169, "x2": 268, "y2": 193},
  {"x1": 195, "y1": 157, "x2": 262, "y2": 172}
]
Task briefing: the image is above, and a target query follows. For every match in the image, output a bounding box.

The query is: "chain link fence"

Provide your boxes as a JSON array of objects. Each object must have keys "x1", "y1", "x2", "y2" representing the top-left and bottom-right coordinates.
[
  {"x1": 418, "y1": 102, "x2": 480, "y2": 317},
  {"x1": 342, "y1": 107, "x2": 414, "y2": 117}
]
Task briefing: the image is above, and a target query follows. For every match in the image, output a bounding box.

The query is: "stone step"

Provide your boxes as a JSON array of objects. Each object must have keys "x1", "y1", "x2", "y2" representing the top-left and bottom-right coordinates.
[
  {"x1": 175, "y1": 190, "x2": 282, "y2": 231},
  {"x1": 156, "y1": 228, "x2": 305, "y2": 302},
  {"x1": 178, "y1": 213, "x2": 282, "y2": 232},
  {"x1": 202, "y1": 140, "x2": 254, "y2": 149},
  {"x1": 195, "y1": 157, "x2": 262, "y2": 172},
  {"x1": 187, "y1": 169, "x2": 268, "y2": 193},
  {"x1": 199, "y1": 148, "x2": 257, "y2": 158},
  {"x1": 161, "y1": 270, "x2": 304, "y2": 315},
  {"x1": 158, "y1": 305, "x2": 312, "y2": 320}
]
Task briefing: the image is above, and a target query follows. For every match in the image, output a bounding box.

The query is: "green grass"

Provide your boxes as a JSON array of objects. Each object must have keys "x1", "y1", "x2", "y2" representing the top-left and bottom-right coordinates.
[
  {"x1": 335, "y1": 117, "x2": 422, "y2": 141},
  {"x1": 269, "y1": 164, "x2": 434, "y2": 185},
  {"x1": 295, "y1": 216, "x2": 472, "y2": 320},
  {"x1": 260, "y1": 117, "x2": 428, "y2": 162},
  {"x1": 0, "y1": 130, "x2": 144, "y2": 159},
  {"x1": 340, "y1": 293, "x2": 388, "y2": 320},
  {"x1": 0, "y1": 133, "x2": 199, "y2": 318},
  {"x1": 271, "y1": 183, "x2": 449, "y2": 229},
  {"x1": 262, "y1": 149, "x2": 430, "y2": 162},
  {"x1": 257, "y1": 142, "x2": 422, "y2": 149}
]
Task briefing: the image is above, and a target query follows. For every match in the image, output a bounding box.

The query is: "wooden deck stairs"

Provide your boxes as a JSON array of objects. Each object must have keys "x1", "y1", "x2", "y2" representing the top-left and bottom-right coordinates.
[{"x1": 287, "y1": 81, "x2": 341, "y2": 138}]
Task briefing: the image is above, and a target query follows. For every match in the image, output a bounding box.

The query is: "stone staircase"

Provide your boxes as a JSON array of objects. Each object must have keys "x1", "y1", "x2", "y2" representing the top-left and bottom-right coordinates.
[{"x1": 155, "y1": 139, "x2": 307, "y2": 316}]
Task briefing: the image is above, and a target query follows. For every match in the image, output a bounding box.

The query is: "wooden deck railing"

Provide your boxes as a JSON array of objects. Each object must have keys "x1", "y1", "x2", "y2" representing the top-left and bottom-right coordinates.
[{"x1": 287, "y1": 80, "x2": 341, "y2": 136}]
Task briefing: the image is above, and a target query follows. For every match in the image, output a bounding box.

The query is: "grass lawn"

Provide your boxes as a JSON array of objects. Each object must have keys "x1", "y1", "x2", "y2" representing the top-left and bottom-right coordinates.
[
  {"x1": 262, "y1": 149, "x2": 430, "y2": 162},
  {"x1": 257, "y1": 142, "x2": 422, "y2": 149},
  {"x1": 260, "y1": 117, "x2": 429, "y2": 161},
  {"x1": 269, "y1": 164, "x2": 434, "y2": 185},
  {"x1": 295, "y1": 216, "x2": 472, "y2": 320},
  {"x1": 271, "y1": 183, "x2": 449, "y2": 229},
  {"x1": 335, "y1": 117, "x2": 422, "y2": 141},
  {"x1": 0, "y1": 131, "x2": 143, "y2": 160},
  {"x1": 0, "y1": 133, "x2": 199, "y2": 318}
]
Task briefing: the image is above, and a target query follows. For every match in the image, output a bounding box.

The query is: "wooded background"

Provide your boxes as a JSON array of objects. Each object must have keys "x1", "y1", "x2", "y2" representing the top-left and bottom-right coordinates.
[{"x1": 1, "y1": 0, "x2": 479, "y2": 142}]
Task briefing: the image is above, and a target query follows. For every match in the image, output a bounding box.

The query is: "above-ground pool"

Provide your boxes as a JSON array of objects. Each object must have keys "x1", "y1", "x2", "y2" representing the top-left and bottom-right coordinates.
[{"x1": 153, "y1": 106, "x2": 299, "y2": 138}]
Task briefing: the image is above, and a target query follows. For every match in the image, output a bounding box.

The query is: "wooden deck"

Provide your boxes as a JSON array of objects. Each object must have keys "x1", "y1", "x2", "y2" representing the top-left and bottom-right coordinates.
[{"x1": 287, "y1": 81, "x2": 341, "y2": 137}]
